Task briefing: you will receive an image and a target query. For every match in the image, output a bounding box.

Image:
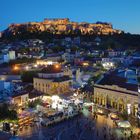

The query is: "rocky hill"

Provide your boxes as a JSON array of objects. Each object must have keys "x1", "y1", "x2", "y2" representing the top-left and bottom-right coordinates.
[{"x1": 1, "y1": 18, "x2": 122, "y2": 38}]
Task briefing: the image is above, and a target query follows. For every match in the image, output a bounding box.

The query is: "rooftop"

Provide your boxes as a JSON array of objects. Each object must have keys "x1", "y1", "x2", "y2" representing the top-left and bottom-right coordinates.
[
  {"x1": 98, "y1": 69, "x2": 138, "y2": 92},
  {"x1": 12, "y1": 90, "x2": 28, "y2": 98},
  {"x1": 29, "y1": 90, "x2": 43, "y2": 99},
  {"x1": 41, "y1": 64, "x2": 62, "y2": 73},
  {"x1": 35, "y1": 75, "x2": 71, "y2": 82}
]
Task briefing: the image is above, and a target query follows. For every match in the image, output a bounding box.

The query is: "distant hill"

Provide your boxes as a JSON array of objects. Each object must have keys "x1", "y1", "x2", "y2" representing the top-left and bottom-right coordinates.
[
  {"x1": 1, "y1": 18, "x2": 122, "y2": 39},
  {"x1": 1, "y1": 18, "x2": 140, "y2": 50}
]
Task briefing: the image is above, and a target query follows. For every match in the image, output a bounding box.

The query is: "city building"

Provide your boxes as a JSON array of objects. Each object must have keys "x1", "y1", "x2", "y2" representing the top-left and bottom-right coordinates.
[
  {"x1": 137, "y1": 68, "x2": 140, "y2": 121},
  {"x1": 33, "y1": 64, "x2": 72, "y2": 95},
  {"x1": 0, "y1": 51, "x2": 16, "y2": 64},
  {"x1": 0, "y1": 53, "x2": 9, "y2": 64},
  {"x1": 46, "y1": 53, "x2": 62, "y2": 62},
  {"x1": 0, "y1": 80, "x2": 12, "y2": 92},
  {"x1": 62, "y1": 49, "x2": 80, "y2": 63},
  {"x1": 108, "y1": 50, "x2": 124, "y2": 57},
  {"x1": 102, "y1": 61, "x2": 115, "y2": 70},
  {"x1": 93, "y1": 69, "x2": 139, "y2": 117},
  {"x1": 138, "y1": 87, "x2": 140, "y2": 120},
  {"x1": 8, "y1": 51, "x2": 16, "y2": 60},
  {"x1": 11, "y1": 91, "x2": 29, "y2": 107}
]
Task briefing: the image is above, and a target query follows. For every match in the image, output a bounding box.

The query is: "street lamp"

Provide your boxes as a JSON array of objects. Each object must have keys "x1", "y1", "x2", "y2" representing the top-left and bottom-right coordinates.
[
  {"x1": 55, "y1": 64, "x2": 60, "y2": 69},
  {"x1": 34, "y1": 64, "x2": 38, "y2": 68},
  {"x1": 13, "y1": 65, "x2": 19, "y2": 71},
  {"x1": 25, "y1": 66, "x2": 29, "y2": 70}
]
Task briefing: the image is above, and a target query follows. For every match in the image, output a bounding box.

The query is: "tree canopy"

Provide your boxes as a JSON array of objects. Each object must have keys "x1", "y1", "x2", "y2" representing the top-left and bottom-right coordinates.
[
  {"x1": 21, "y1": 70, "x2": 38, "y2": 83},
  {"x1": 0, "y1": 103, "x2": 17, "y2": 120}
]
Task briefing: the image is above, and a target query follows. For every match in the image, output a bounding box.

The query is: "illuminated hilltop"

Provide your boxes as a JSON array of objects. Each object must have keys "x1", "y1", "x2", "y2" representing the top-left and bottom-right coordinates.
[{"x1": 2, "y1": 18, "x2": 122, "y2": 37}]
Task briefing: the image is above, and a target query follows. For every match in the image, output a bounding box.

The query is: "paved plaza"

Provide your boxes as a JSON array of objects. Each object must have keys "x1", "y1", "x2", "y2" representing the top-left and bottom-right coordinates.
[
  {"x1": 1, "y1": 108, "x2": 140, "y2": 140},
  {"x1": 10, "y1": 110, "x2": 136, "y2": 140}
]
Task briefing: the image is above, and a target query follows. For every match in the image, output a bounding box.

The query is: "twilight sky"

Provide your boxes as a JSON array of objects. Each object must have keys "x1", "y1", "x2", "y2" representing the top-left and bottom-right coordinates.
[{"x1": 0, "y1": 0, "x2": 140, "y2": 34}]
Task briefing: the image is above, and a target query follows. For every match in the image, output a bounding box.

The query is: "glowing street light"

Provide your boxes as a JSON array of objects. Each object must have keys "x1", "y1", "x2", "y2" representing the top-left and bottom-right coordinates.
[
  {"x1": 47, "y1": 61, "x2": 53, "y2": 65},
  {"x1": 55, "y1": 64, "x2": 60, "y2": 69},
  {"x1": 83, "y1": 62, "x2": 89, "y2": 66},
  {"x1": 25, "y1": 66, "x2": 29, "y2": 70},
  {"x1": 34, "y1": 64, "x2": 38, "y2": 68},
  {"x1": 13, "y1": 65, "x2": 19, "y2": 71}
]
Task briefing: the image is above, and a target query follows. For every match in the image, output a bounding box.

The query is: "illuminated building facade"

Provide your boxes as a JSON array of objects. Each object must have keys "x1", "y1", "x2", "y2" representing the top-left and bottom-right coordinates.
[
  {"x1": 137, "y1": 70, "x2": 140, "y2": 122},
  {"x1": 137, "y1": 87, "x2": 140, "y2": 119},
  {"x1": 93, "y1": 70, "x2": 139, "y2": 117},
  {"x1": 33, "y1": 65, "x2": 72, "y2": 95},
  {"x1": 12, "y1": 92, "x2": 29, "y2": 107},
  {"x1": 94, "y1": 84, "x2": 138, "y2": 116}
]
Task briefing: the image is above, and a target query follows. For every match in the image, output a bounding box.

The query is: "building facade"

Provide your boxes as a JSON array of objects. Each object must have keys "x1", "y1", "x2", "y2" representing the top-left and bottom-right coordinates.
[
  {"x1": 34, "y1": 78, "x2": 71, "y2": 95},
  {"x1": 9, "y1": 51, "x2": 16, "y2": 60},
  {"x1": 137, "y1": 87, "x2": 140, "y2": 120},
  {"x1": 93, "y1": 84, "x2": 138, "y2": 116},
  {"x1": 33, "y1": 65, "x2": 72, "y2": 95},
  {"x1": 12, "y1": 92, "x2": 29, "y2": 107}
]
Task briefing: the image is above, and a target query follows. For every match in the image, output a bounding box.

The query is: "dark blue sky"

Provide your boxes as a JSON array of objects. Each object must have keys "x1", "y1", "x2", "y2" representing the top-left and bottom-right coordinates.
[{"x1": 1, "y1": 0, "x2": 140, "y2": 34}]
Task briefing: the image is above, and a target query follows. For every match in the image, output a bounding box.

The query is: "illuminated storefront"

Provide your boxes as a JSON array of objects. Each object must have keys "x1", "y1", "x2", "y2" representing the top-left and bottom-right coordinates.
[{"x1": 94, "y1": 84, "x2": 138, "y2": 117}]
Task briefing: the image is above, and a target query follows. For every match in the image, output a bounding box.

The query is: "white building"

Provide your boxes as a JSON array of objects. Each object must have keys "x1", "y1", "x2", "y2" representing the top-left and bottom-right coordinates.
[
  {"x1": 62, "y1": 51, "x2": 80, "y2": 63},
  {"x1": 102, "y1": 61, "x2": 115, "y2": 70},
  {"x1": 0, "y1": 51, "x2": 16, "y2": 64},
  {"x1": 9, "y1": 51, "x2": 16, "y2": 60},
  {"x1": 0, "y1": 53, "x2": 9, "y2": 64}
]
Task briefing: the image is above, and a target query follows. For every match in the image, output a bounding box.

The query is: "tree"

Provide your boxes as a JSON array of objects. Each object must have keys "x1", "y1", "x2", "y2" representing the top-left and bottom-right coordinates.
[
  {"x1": 21, "y1": 71, "x2": 38, "y2": 83},
  {"x1": 125, "y1": 50, "x2": 133, "y2": 56},
  {"x1": 0, "y1": 103, "x2": 17, "y2": 120},
  {"x1": 120, "y1": 110, "x2": 128, "y2": 120},
  {"x1": 9, "y1": 110, "x2": 17, "y2": 120},
  {"x1": 28, "y1": 98, "x2": 43, "y2": 108},
  {"x1": 52, "y1": 46, "x2": 64, "y2": 53},
  {"x1": 71, "y1": 45, "x2": 79, "y2": 52}
]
